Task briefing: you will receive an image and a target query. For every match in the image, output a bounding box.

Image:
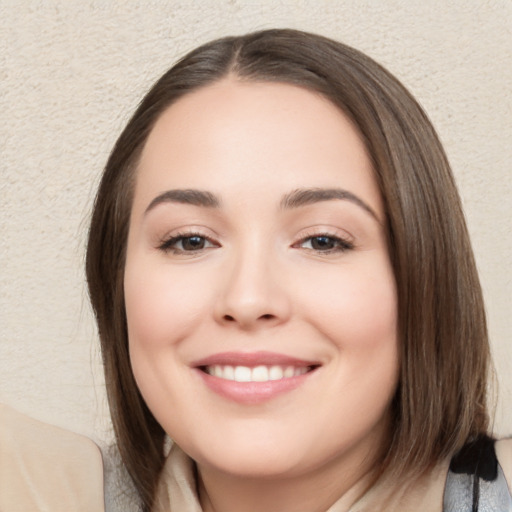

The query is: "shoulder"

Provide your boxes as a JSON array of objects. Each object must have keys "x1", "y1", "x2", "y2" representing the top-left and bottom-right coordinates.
[
  {"x1": 0, "y1": 403, "x2": 104, "y2": 512},
  {"x1": 496, "y1": 437, "x2": 512, "y2": 492}
]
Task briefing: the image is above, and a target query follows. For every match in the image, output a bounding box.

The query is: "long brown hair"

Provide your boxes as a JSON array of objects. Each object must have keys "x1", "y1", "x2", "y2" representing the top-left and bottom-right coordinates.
[{"x1": 86, "y1": 29, "x2": 490, "y2": 510}]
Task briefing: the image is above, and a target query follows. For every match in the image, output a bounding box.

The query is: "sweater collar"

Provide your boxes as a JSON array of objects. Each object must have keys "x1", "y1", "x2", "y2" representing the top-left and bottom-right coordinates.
[{"x1": 154, "y1": 442, "x2": 448, "y2": 512}]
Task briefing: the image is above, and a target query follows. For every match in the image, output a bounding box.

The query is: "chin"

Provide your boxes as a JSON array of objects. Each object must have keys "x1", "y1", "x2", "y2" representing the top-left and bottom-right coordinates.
[
  {"x1": 180, "y1": 431, "x2": 312, "y2": 478},
  {"x1": 198, "y1": 449, "x2": 306, "y2": 479}
]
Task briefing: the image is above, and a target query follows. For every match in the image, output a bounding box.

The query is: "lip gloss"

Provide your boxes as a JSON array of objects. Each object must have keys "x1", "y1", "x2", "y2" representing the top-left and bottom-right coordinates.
[{"x1": 191, "y1": 351, "x2": 320, "y2": 404}]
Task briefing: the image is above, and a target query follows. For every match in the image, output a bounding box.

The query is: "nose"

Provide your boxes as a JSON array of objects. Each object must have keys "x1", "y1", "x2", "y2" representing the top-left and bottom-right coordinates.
[{"x1": 213, "y1": 246, "x2": 292, "y2": 330}]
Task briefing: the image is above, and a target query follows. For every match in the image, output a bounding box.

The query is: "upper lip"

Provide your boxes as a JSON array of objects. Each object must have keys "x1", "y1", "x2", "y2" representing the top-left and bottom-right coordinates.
[{"x1": 191, "y1": 351, "x2": 320, "y2": 368}]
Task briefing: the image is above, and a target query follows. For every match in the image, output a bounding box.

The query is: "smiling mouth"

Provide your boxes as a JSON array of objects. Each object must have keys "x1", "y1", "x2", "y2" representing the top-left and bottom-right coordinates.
[
  {"x1": 200, "y1": 364, "x2": 316, "y2": 383},
  {"x1": 192, "y1": 352, "x2": 321, "y2": 403}
]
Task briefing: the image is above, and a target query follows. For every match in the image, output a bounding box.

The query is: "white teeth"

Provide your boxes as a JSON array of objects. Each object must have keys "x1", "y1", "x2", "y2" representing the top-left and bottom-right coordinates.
[
  {"x1": 223, "y1": 365, "x2": 235, "y2": 380},
  {"x1": 269, "y1": 365, "x2": 284, "y2": 380},
  {"x1": 252, "y1": 365, "x2": 269, "y2": 382},
  {"x1": 204, "y1": 364, "x2": 311, "y2": 382},
  {"x1": 284, "y1": 366, "x2": 295, "y2": 378},
  {"x1": 234, "y1": 366, "x2": 252, "y2": 382}
]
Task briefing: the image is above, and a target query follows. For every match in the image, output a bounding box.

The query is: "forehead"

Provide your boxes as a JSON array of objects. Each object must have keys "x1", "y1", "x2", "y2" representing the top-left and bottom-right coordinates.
[{"x1": 134, "y1": 79, "x2": 382, "y2": 217}]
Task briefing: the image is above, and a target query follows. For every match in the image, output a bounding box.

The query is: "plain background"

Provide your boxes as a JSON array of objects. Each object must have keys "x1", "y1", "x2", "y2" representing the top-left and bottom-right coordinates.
[{"x1": 1, "y1": 1, "x2": 511, "y2": 509}]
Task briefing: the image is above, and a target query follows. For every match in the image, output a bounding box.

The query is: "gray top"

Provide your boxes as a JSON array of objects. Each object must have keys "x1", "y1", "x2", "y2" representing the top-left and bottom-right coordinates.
[{"x1": 444, "y1": 443, "x2": 512, "y2": 512}]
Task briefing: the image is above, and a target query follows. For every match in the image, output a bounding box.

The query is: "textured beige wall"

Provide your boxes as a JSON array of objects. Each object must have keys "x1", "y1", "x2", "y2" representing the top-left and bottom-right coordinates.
[{"x1": 1, "y1": 1, "x2": 511, "y2": 509}]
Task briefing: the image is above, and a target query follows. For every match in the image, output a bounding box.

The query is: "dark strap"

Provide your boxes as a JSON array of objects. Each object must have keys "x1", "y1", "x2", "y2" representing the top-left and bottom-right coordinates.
[
  {"x1": 450, "y1": 435, "x2": 498, "y2": 482},
  {"x1": 444, "y1": 436, "x2": 512, "y2": 512}
]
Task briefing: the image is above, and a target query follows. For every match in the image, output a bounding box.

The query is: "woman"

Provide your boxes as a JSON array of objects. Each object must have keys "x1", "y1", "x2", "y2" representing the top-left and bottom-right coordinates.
[{"x1": 86, "y1": 29, "x2": 512, "y2": 511}]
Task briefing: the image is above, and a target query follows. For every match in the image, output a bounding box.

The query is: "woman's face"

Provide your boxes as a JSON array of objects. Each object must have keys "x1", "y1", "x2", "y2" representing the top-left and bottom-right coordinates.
[{"x1": 124, "y1": 79, "x2": 398, "y2": 480}]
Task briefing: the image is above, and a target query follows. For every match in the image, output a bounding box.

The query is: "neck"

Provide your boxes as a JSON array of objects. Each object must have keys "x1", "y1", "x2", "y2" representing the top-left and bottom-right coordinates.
[{"x1": 197, "y1": 439, "x2": 384, "y2": 512}]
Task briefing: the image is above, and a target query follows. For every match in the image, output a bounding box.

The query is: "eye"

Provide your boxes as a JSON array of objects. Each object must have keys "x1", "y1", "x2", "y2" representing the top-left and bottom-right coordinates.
[
  {"x1": 295, "y1": 234, "x2": 354, "y2": 253},
  {"x1": 159, "y1": 233, "x2": 219, "y2": 254}
]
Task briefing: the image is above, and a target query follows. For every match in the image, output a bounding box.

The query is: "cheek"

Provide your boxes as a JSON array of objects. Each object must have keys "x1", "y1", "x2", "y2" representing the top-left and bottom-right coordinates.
[
  {"x1": 301, "y1": 260, "x2": 398, "y2": 351},
  {"x1": 124, "y1": 260, "x2": 211, "y2": 349},
  {"x1": 306, "y1": 263, "x2": 399, "y2": 440},
  {"x1": 123, "y1": 259, "x2": 215, "y2": 416}
]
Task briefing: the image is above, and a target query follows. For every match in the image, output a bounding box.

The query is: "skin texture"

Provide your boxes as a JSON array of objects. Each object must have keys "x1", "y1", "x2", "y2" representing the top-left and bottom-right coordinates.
[{"x1": 124, "y1": 79, "x2": 399, "y2": 512}]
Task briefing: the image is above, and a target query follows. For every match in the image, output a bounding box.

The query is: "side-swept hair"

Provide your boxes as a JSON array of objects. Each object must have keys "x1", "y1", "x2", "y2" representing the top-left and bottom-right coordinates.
[{"x1": 86, "y1": 29, "x2": 490, "y2": 510}]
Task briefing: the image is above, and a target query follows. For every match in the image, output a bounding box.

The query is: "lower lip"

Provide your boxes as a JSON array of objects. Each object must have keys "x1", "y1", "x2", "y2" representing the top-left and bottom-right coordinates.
[{"x1": 195, "y1": 368, "x2": 316, "y2": 404}]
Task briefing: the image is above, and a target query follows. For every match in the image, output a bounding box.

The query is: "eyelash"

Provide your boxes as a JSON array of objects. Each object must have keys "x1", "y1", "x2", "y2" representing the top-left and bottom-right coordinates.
[
  {"x1": 158, "y1": 231, "x2": 354, "y2": 256},
  {"x1": 158, "y1": 232, "x2": 219, "y2": 255},
  {"x1": 293, "y1": 232, "x2": 354, "y2": 254}
]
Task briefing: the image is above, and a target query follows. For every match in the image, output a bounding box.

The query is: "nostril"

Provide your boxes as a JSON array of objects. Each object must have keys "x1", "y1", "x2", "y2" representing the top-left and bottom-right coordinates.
[{"x1": 222, "y1": 313, "x2": 275, "y2": 323}]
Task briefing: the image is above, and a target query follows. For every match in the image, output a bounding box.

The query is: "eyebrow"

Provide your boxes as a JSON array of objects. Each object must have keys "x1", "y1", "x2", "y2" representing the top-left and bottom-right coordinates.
[
  {"x1": 145, "y1": 189, "x2": 220, "y2": 214},
  {"x1": 144, "y1": 187, "x2": 379, "y2": 221},
  {"x1": 280, "y1": 188, "x2": 379, "y2": 221}
]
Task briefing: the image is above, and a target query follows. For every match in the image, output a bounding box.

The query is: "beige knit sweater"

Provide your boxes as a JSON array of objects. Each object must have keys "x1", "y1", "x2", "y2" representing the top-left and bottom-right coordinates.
[
  {"x1": 2, "y1": 402, "x2": 511, "y2": 512},
  {"x1": 154, "y1": 438, "x2": 512, "y2": 512},
  {"x1": 0, "y1": 404, "x2": 104, "y2": 512}
]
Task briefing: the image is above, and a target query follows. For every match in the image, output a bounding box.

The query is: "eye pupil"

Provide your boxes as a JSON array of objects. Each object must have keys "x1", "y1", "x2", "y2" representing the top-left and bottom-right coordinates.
[
  {"x1": 182, "y1": 236, "x2": 205, "y2": 250},
  {"x1": 311, "y1": 236, "x2": 335, "y2": 250}
]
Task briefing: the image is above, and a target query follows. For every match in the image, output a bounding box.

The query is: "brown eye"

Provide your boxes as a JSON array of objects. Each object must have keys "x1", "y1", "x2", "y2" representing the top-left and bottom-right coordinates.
[
  {"x1": 159, "y1": 234, "x2": 218, "y2": 254},
  {"x1": 181, "y1": 236, "x2": 207, "y2": 251},
  {"x1": 310, "y1": 236, "x2": 336, "y2": 250},
  {"x1": 297, "y1": 234, "x2": 354, "y2": 253}
]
